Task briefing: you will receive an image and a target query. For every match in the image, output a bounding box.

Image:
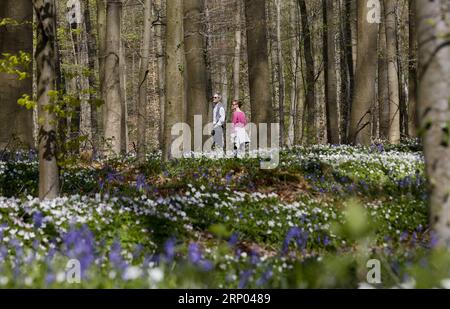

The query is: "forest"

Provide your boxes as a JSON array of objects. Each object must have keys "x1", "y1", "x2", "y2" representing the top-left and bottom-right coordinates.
[{"x1": 0, "y1": 0, "x2": 450, "y2": 289}]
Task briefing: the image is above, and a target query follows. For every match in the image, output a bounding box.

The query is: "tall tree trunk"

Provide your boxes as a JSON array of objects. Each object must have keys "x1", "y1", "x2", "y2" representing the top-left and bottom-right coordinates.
[
  {"x1": 417, "y1": 0, "x2": 450, "y2": 247},
  {"x1": 154, "y1": 0, "x2": 166, "y2": 147},
  {"x1": 0, "y1": 0, "x2": 34, "y2": 149},
  {"x1": 288, "y1": 0, "x2": 299, "y2": 147},
  {"x1": 79, "y1": 28, "x2": 92, "y2": 147},
  {"x1": 323, "y1": 0, "x2": 339, "y2": 144},
  {"x1": 275, "y1": 0, "x2": 285, "y2": 146},
  {"x1": 384, "y1": 0, "x2": 400, "y2": 144},
  {"x1": 183, "y1": 0, "x2": 208, "y2": 152},
  {"x1": 407, "y1": 0, "x2": 417, "y2": 137},
  {"x1": 349, "y1": 0, "x2": 378, "y2": 145},
  {"x1": 137, "y1": 0, "x2": 152, "y2": 162},
  {"x1": 244, "y1": 0, "x2": 273, "y2": 133},
  {"x1": 339, "y1": 0, "x2": 354, "y2": 144},
  {"x1": 119, "y1": 25, "x2": 128, "y2": 154},
  {"x1": 378, "y1": 6, "x2": 390, "y2": 140},
  {"x1": 232, "y1": 0, "x2": 242, "y2": 101},
  {"x1": 163, "y1": 0, "x2": 184, "y2": 160},
  {"x1": 103, "y1": 0, "x2": 122, "y2": 155},
  {"x1": 294, "y1": 0, "x2": 304, "y2": 145},
  {"x1": 204, "y1": 4, "x2": 214, "y2": 123},
  {"x1": 298, "y1": 0, "x2": 316, "y2": 144},
  {"x1": 97, "y1": 0, "x2": 107, "y2": 139},
  {"x1": 33, "y1": 0, "x2": 60, "y2": 199},
  {"x1": 84, "y1": 0, "x2": 99, "y2": 146}
]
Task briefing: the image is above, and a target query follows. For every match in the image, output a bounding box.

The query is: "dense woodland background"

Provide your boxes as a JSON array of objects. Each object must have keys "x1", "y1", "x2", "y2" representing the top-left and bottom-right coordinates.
[{"x1": 1, "y1": 0, "x2": 422, "y2": 153}]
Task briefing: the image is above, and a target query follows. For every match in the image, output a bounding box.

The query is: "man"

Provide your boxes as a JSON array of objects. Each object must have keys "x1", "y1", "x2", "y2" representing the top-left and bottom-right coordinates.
[{"x1": 212, "y1": 93, "x2": 226, "y2": 154}]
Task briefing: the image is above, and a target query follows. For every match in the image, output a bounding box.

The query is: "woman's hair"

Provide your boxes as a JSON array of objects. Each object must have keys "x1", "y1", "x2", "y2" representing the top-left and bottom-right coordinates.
[{"x1": 232, "y1": 100, "x2": 243, "y2": 108}]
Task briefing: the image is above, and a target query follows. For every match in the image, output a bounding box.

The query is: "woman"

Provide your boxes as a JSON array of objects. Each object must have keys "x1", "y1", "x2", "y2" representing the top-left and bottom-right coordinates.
[{"x1": 231, "y1": 100, "x2": 250, "y2": 157}]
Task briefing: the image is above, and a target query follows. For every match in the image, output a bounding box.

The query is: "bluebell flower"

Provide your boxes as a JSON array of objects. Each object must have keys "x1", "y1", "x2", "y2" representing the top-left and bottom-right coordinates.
[
  {"x1": 225, "y1": 173, "x2": 233, "y2": 184},
  {"x1": 31, "y1": 239, "x2": 39, "y2": 251},
  {"x1": 164, "y1": 238, "x2": 176, "y2": 263},
  {"x1": 188, "y1": 243, "x2": 202, "y2": 264},
  {"x1": 256, "y1": 268, "x2": 273, "y2": 286},
  {"x1": 136, "y1": 174, "x2": 147, "y2": 191},
  {"x1": 238, "y1": 270, "x2": 253, "y2": 289},
  {"x1": 198, "y1": 260, "x2": 214, "y2": 272},
  {"x1": 323, "y1": 235, "x2": 330, "y2": 246},
  {"x1": 399, "y1": 231, "x2": 408, "y2": 242},
  {"x1": 109, "y1": 240, "x2": 127, "y2": 271},
  {"x1": 33, "y1": 211, "x2": 44, "y2": 229},
  {"x1": 429, "y1": 231, "x2": 439, "y2": 248},
  {"x1": 45, "y1": 273, "x2": 56, "y2": 286},
  {"x1": 281, "y1": 227, "x2": 308, "y2": 255},
  {"x1": 62, "y1": 225, "x2": 95, "y2": 277},
  {"x1": 228, "y1": 233, "x2": 239, "y2": 247}
]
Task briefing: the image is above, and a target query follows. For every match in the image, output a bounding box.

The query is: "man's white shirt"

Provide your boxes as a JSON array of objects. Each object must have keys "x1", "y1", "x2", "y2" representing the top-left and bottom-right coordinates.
[{"x1": 213, "y1": 103, "x2": 226, "y2": 128}]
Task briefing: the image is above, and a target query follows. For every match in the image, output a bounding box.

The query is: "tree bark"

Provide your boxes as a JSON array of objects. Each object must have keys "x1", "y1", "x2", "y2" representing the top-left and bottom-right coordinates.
[
  {"x1": 378, "y1": 6, "x2": 390, "y2": 140},
  {"x1": 103, "y1": 0, "x2": 122, "y2": 155},
  {"x1": 288, "y1": 0, "x2": 300, "y2": 147},
  {"x1": 384, "y1": 0, "x2": 400, "y2": 144},
  {"x1": 349, "y1": 0, "x2": 378, "y2": 145},
  {"x1": 33, "y1": 0, "x2": 60, "y2": 200},
  {"x1": 84, "y1": 0, "x2": 100, "y2": 145},
  {"x1": 97, "y1": 0, "x2": 107, "y2": 139},
  {"x1": 119, "y1": 22, "x2": 128, "y2": 154},
  {"x1": 417, "y1": 0, "x2": 450, "y2": 247},
  {"x1": 298, "y1": 0, "x2": 316, "y2": 144},
  {"x1": 244, "y1": 0, "x2": 273, "y2": 131},
  {"x1": 275, "y1": 0, "x2": 285, "y2": 146},
  {"x1": 163, "y1": 0, "x2": 184, "y2": 160},
  {"x1": 323, "y1": 0, "x2": 339, "y2": 144},
  {"x1": 184, "y1": 0, "x2": 209, "y2": 152},
  {"x1": 154, "y1": 0, "x2": 166, "y2": 147},
  {"x1": 339, "y1": 0, "x2": 354, "y2": 144},
  {"x1": 232, "y1": 0, "x2": 242, "y2": 101},
  {"x1": 0, "y1": 0, "x2": 34, "y2": 149},
  {"x1": 137, "y1": 0, "x2": 152, "y2": 162},
  {"x1": 407, "y1": 0, "x2": 418, "y2": 137}
]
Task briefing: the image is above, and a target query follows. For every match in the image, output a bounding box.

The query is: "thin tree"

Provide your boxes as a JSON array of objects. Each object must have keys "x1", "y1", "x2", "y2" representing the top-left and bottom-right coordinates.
[
  {"x1": 119, "y1": 11, "x2": 128, "y2": 154},
  {"x1": 84, "y1": 0, "x2": 100, "y2": 144},
  {"x1": 417, "y1": 0, "x2": 450, "y2": 247},
  {"x1": 163, "y1": 0, "x2": 184, "y2": 160},
  {"x1": 244, "y1": 0, "x2": 273, "y2": 133},
  {"x1": 298, "y1": 0, "x2": 316, "y2": 144},
  {"x1": 184, "y1": 0, "x2": 209, "y2": 152},
  {"x1": 137, "y1": 0, "x2": 152, "y2": 162},
  {"x1": 103, "y1": 0, "x2": 123, "y2": 155},
  {"x1": 349, "y1": 0, "x2": 378, "y2": 145},
  {"x1": 232, "y1": 0, "x2": 242, "y2": 101},
  {"x1": 339, "y1": 0, "x2": 354, "y2": 144},
  {"x1": 384, "y1": 0, "x2": 400, "y2": 144},
  {"x1": 407, "y1": 0, "x2": 418, "y2": 137},
  {"x1": 33, "y1": 0, "x2": 60, "y2": 199},
  {"x1": 154, "y1": 0, "x2": 166, "y2": 146},
  {"x1": 275, "y1": 0, "x2": 285, "y2": 146},
  {"x1": 323, "y1": 0, "x2": 339, "y2": 144},
  {"x1": 378, "y1": 3, "x2": 390, "y2": 140},
  {"x1": 97, "y1": 0, "x2": 107, "y2": 138}
]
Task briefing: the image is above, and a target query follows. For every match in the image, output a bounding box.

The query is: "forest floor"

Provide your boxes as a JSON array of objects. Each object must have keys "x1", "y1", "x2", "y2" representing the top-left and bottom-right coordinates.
[{"x1": 1, "y1": 141, "x2": 449, "y2": 288}]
